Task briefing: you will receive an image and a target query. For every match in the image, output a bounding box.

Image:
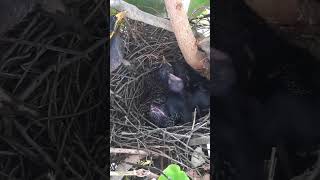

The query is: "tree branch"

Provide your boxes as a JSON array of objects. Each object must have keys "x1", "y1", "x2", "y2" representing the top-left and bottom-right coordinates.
[
  {"x1": 110, "y1": 0, "x2": 172, "y2": 32},
  {"x1": 163, "y1": 0, "x2": 209, "y2": 79}
]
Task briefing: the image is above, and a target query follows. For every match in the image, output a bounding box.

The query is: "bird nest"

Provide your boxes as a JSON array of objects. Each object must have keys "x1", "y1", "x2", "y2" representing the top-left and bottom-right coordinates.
[{"x1": 110, "y1": 18, "x2": 210, "y2": 176}]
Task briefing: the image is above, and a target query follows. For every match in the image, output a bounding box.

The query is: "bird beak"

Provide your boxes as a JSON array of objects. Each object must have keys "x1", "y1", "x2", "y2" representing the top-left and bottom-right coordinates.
[{"x1": 169, "y1": 73, "x2": 181, "y2": 81}]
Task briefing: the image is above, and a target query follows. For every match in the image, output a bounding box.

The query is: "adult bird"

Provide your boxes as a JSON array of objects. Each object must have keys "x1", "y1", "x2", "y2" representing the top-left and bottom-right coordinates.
[{"x1": 110, "y1": 11, "x2": 126, "y2": 72}]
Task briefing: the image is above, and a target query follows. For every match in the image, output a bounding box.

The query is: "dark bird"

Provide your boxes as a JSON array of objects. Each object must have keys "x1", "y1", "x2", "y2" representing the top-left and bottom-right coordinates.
[
  {"x1": 110, "y1": 11, "x2": 126, "y2": 72},
  {"x1": 170, "y1": 61, "x2": 210, "y2": 117},
  {"x1": 149, "y1": 62, "x2": 209, "y2": 127},
  {"x1": 189, "y1": 85, "x2": 210, "y2": 117},
  {"x1": 149, "y1": 103, "x2": 174, "y2": 128},
  {"x1": 149, "y1": 65, "x2": 190, "y2": 127}
]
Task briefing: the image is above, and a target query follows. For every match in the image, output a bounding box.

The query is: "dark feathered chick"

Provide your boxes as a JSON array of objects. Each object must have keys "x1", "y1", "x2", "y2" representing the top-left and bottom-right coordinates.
[
  {"x1": 150, "y1": 61, "x2": 210, "y2": 127},
  {"x1": 189, "y1": 85, "x2": 210, "y2": 117},
  {"x1": 157, "y1": 63, "x2": 185, "y2": 93},
  {"x1": 149, "y1": 64, "x2": 193, "y2": 127},
  {"x1": 149, "y1": 103, "x2": 174, "y2": 128}
]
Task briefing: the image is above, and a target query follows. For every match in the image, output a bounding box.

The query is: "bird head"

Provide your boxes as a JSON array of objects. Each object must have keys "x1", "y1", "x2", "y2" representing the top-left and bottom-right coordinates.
[{"x1": 168, "y1": 73, "x2": 184, "y2": 93}]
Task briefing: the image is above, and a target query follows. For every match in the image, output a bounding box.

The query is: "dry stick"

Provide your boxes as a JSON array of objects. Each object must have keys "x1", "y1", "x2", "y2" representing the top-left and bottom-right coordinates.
[
  {"x1": 83, "y1": 0, "x2": 105, "y2": 25},
  {"x1": 0, "y1": 13, "x2": 40, "y2": 64},
  {"x1": 1, "y1": 136, "x2": 38, "y2": 159},
  {"x1": 15, "y1": 17, "x2": 50, "y2": 54},
  {"x1": 0, "y1": 72, "x2": 21, "y2": 79},
  {"x1": 268, "y1": 147, "x2": 277, "y2": 180},
  {"x1": 47, "y1": 56, "x2": 61, "y2": 144},
  {"x1": 188, "y1": 136, "x2": 210, "y2": 146},
  {"x1": 21, "y1": 21, "x2": 55, "y2": 54},
  {"x1": 63, "y1": 158, "x2": 85, "y2": 180},
  {"x1": 18, "y1": 55, "x2": 82, "y2": 101},
  {"x1": 110, "y1": 148, "x2": 150, "y2": 155},
  {"x1": 110, "y1": 169, "x2": 158, "y2": 178},
  {"x1": 56, "y1": 56, "x2": 102, "y2": 168},
  {"x1": 307, "y1": 150, "x2": 320, "y2": 180},
  {"x1": 186, "y1": 108, "x2": 197, "y2": 146},
  {"x1": 58, "y1": 36, "x2": 78, "y2": 114},
  {"x1": 13, "y1": 120, "x2": 62, "y2": 175},
  {"x1": 0, "y1": 87, "x2": 38, "y2": 117},
  {"x1": 13, "y1": 48, "x2": 47, "y2": 94},
  {"x1": 0, "y1": 37, "x2": 84, "y2": 56},
  {"x1": 59, "y1": 72, "x2": 73, "y2": 114},
  {"x1": 17, "y1": 35, "x2": 104, "y2": 101},
  {"x1": 111, "y1": 0, "x2": 172, "y2": 32},
  {"x1": 84, "y1": 37, "x2": 108, "y2": 54},
  {"x1": 37, "y1": 101, "x2": 102, "y2": 121},
  {"x1": 0, "y1": 53, "x2": 32, "y2": 71}
]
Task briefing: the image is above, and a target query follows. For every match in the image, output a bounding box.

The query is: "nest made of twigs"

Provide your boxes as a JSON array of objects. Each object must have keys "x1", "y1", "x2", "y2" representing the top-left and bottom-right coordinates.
[{"x1": 110, "y1": 16, "x2": 210, "y2": 175}]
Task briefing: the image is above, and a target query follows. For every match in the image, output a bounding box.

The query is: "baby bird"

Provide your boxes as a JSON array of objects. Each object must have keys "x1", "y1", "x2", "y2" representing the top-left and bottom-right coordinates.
[
  {"x1": 149, "y1": 63, "x2": 192, "y2": 127},
  {"x1": 149, "y1": 103, "x2": 174, "y2": 128},
  {"x1": 149, "y1": 62, "x2": 210, "y2": 128},
  {"x1": 170, "y1": 61, "x2": 210, "y2": 117},
  {"x1": 189, "y1": 85, "x2": 210, "y2": 117}
]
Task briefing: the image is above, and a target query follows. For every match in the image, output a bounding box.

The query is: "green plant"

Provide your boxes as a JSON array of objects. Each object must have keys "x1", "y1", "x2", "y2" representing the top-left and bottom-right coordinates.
[{"x1": 158, "y1": 164, "x2": 189, "y2": 180}]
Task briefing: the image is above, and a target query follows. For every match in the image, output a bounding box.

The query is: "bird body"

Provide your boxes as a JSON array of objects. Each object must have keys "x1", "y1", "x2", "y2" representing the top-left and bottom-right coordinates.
[{"x1": 149, "y1": 62, "x2": 209, "y2": 128}]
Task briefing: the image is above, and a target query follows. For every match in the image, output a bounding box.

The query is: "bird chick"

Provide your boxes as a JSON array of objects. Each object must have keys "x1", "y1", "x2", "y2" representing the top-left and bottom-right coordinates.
[
  {"x1": 168, "y1": 73, "x2": 184, "y2": 93},
  {"x1": 189, "y1": 85, "x2": 210, "y2": 117},
  {"x1": 149, "y1": 103, "x2": 174, "y2": 128},
  {"x1": 165, "y1": 91, "x2": 193, "y2": 125},
  {"x1": 150, "y1": 66, "x2": 192, "y2": 127},
  {"x1": 157, "y1": 63, "x2": 185, "y2": 93}
]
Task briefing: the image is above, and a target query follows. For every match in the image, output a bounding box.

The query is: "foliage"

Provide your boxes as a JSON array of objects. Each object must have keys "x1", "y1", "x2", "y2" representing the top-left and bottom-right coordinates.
[
  {"x1": 120, "y1": 0, "x2": 210, "y2": 18},
  {"x1": 158, "y1": 164, "x2": 189, "y2": 180}
]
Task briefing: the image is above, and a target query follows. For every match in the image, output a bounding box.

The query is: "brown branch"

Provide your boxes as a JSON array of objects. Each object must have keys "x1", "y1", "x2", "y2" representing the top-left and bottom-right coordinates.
[
  {"x1": 110, "y1": 148, "x2": 150, "y2": 155},
  {"x1": 163, "y1": 0, "x2": 209, "y2": 79},
  {"x1": 110, "y1": 0, "x2": 172, "y2": 32}
]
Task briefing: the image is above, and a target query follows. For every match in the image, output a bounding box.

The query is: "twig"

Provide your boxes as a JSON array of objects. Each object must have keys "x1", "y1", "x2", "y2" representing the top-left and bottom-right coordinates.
[
  {"x1": 37, "y1": 101, "x2": 101, "y2": 121},
  {"x1": 110, "y1": 169, "x2": 158, "y2": 178},
  {"x1": 0, "y1": 87, "x2": 39, "y2": 117},
  {"x1": 110, "y1": 148, "x2": 150, "y2": 155},
  {"x1": 187, "y1": 108, "x2": 197, "y2": 146},
  {"x1": 307, "y1": 150, "x2": 320, "y2": 180},
  {"x1": 18, "y1": 55, "x2": 85, "y2": 101},
  {"x1": 13, "y1": 120, "x2": 60, "y2": 174},
  {"x1": 0, "y1": 37, "x2": 84, "y2": 56},
  {"x1": 84, "y1": 0, "x2": 105, "y2": 25},
  {"x1": 110, "y1": 0, "x2": 173, "y2": 32},
  {"x1": 268, "y1": 147, "x2": 277, "y2": 180},
  {"x1": 189, "y1": 136, "x2": 210, "y2": 146}
]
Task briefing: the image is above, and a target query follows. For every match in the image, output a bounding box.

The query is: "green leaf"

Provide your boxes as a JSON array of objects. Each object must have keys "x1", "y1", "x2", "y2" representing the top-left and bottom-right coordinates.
[
  {"x1": 123, "y1": 0, "x2": 210, "y2": 18},
  {"x1": 188, "y1": 0, "x2": 210, "y2": 18},
  {"x1": 158, "y1": 164, "x2": 189, "y2": 180},
  {"x1": 124, "y1": 0, "x2": 167, "y2": 17},
  {"x1": 110, "y1": 8, "x2": 118, "y2": 16}
]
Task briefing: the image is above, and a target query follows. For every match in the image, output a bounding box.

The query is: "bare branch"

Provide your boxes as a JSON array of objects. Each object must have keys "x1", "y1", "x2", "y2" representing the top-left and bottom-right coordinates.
[
  {"x1": 110, "y1": 0, "x2": 172, "y2": 32},
  {"x1": 163, "y1": 0, "x2": 209, "y2": 79}
]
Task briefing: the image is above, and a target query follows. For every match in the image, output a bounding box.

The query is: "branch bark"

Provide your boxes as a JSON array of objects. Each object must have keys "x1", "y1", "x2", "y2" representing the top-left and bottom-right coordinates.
[
  {"x1": 163, "y1": 0, "x2": 210, "y2": 79},
  {"x1": 110, "y1": 0, "x2": 210, "y2": 79}
]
